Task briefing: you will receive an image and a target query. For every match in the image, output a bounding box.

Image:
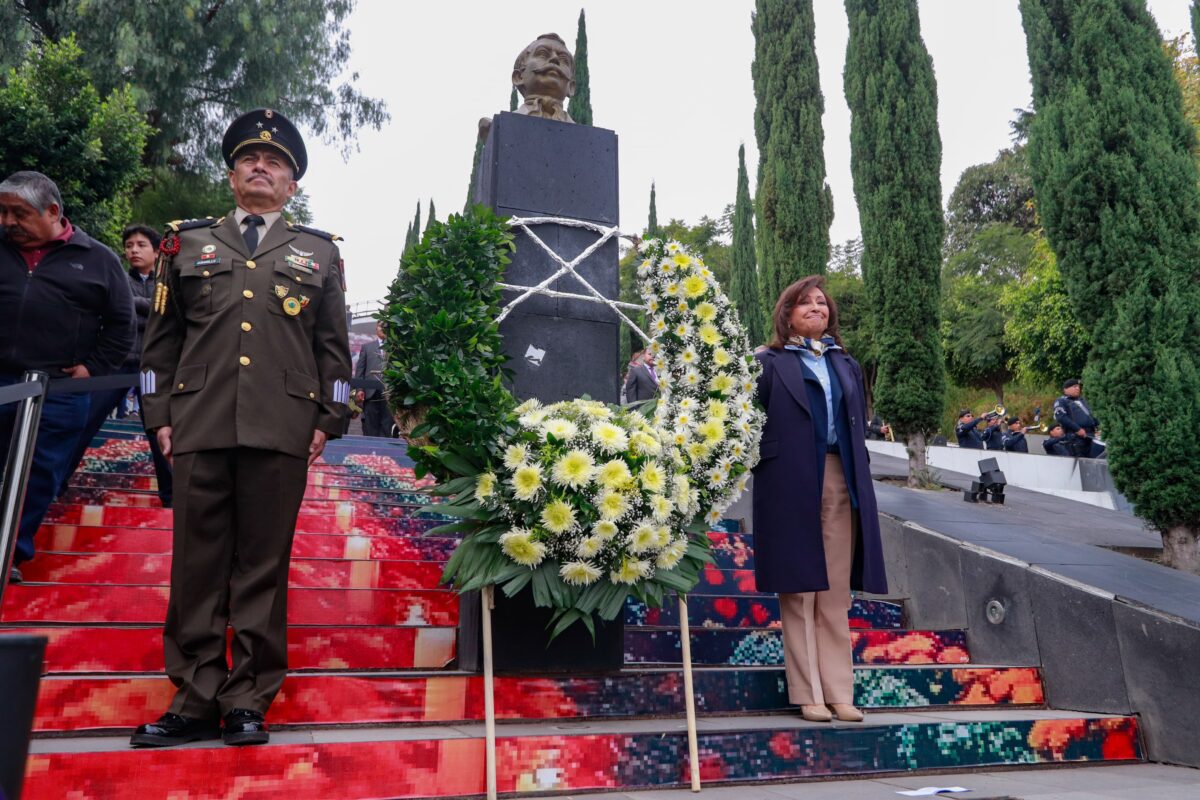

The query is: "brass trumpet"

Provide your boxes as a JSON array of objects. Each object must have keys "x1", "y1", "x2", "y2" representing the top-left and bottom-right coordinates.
[{"x1": 981, "y1": 404, "x2": 1007, "y2": 422}]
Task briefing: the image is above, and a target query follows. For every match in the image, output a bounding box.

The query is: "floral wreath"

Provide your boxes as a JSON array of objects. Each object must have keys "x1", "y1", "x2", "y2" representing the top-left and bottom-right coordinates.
[{"x1": 403, "y1": 220, "x2": 763, "y2": 636}]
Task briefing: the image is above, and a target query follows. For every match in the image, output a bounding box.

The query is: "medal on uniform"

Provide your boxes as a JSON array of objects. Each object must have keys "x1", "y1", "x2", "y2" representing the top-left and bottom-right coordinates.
[
  {"x1": 285, "y1": 254, "x2": 317, "y2": 273},
  {"x1": 201, "y1": 244, "x2": 216, "y2": 254},
  {"x1": 282, "y1": 297, "x2": 302, "y2": 316},
  {"x1": 275, "y1": 284, "x2": 289, "y2": 299},
  {"x1": 299, "y1": 295, "x2": 310, "y2": 308}
]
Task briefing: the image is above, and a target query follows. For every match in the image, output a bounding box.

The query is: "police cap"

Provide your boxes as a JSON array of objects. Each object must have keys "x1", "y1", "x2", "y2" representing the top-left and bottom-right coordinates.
[
  {"x1": 1006, "y1": 416, "x2": 1021, "y2": 425},
  {"x1": 957, "y1": 408, "x2": 972, "y2": 419},
  {"x1": 221, "y1": 108, "x2": 308, "y2": 179},
  {"x1": 1062, "y1": 378, "x2": 1080, "y2": 390}
]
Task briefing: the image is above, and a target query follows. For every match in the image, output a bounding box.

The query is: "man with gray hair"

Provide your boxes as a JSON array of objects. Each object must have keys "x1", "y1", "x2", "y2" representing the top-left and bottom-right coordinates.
[{"x1": 0, "y1": 170, "x2": 134, "y2": 584}]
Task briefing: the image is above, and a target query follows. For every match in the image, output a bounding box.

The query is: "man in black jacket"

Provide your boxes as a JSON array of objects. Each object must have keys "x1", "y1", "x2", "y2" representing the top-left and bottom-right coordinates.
[
  {"x1": 1000, "y1": 417, "x2": 1029, "y2": 453},
  {"x1": 0, "y1": 171, "x2": 134, "y2": 583},
  {"x1": 1042, "y1": 422, "x2": 1073, "y2": 456},
  {"x1": 354, "y1": 321, "x2": 389, "y2": 437},
  {"x1": 1053, "y1": 378, "x2": 1103, "y2": 458}
]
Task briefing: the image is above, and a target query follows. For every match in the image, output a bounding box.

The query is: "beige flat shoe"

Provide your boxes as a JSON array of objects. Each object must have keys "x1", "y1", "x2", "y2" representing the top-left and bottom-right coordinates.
[
  {"x1": 799, "y1": 704, "x2": 833, "y2": 722},
  {"x1": 827, "y1": 703, "x2": 864, "y2": 722}
]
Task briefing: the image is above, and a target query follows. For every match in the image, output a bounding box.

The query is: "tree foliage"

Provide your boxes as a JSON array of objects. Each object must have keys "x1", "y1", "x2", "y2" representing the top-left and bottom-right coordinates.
[
  {"x1": 0, "y1": 36, "x2": 150, "y2": 248},
  {"x1": 824, "y1": 241, "x2": 877, "y2": 407},
  {"x1": 752, "y1": 0, "x2": 833, "y2": 306},
  {"x1": 729, "y1": 145, "x2": 764, "y2": 346},
  {"x1": 567, "y1": 8, "x2": 593, "y2": 125},
  {"x1": 844, "y1": 0, "x2": 945, "y2": 449},
  {"x1": 6, "y1": 0, "x2": 388, "y2": 168},
  {"x1": 647, "y1": 182, "x2": 659, "y2": 237},
  {"x1": 1022, "y1": 0, "x2": 1200, "y2": 569},
  {"x1": 944, "y1": 146, "x2": 1037, "y2": 253}
]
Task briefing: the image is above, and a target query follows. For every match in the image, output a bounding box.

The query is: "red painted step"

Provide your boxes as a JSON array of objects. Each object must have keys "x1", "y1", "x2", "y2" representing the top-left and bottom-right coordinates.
[
  {"x1": 19, "y1": 553, "x2": 446, "y2": 590},
  {"x1": 41, "y1": 503, "x2": 441, "y2": 535},
  {"x1": 1, "y1": 585, "x2": 458, "y2": 626},
  {"x1": 2, "y1": 625, "x2": 456, "y2": 673}
]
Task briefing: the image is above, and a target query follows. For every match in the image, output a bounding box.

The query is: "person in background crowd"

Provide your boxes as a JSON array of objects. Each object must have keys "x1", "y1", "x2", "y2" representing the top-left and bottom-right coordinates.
[
  {"x1": 752, "y1": 275, "x2": 887, "y2": 725},
  {"x1": 1000, "y1": 416, "x2": 1029, "y2": 453},
  {"x1": 131, "y1": 109, "x2": 350, "y2": 749},
  {"x1": 1053, "y1": 378, "x2": 1103, "y2": 458},
  {"x1": 354, "y1": 321, "x2": 389, "y2": 437},
  {"x1": 955, "y1": 409, "x2": 986, "y2": 449},
  {"x1": 0, "y1": 171, "x2": 134, "y2": 585},
  {"x1": 1043, "y1": 422, "x2": 1073, "y2": 456},
  {"x1": 866, "y1": 414, "x2": 891, "y2": 441},
  {"x1": 623, "y1": 349, "x2": 659, "y2": 404},
  {"x1": 60, "y1": 224, "x2": 174, "y2": 508}
]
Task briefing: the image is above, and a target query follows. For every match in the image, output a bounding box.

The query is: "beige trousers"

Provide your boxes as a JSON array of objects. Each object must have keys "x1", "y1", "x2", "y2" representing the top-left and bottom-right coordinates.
[{"x1": 778, "y1": 453, "x2": 855, "y2": 705}]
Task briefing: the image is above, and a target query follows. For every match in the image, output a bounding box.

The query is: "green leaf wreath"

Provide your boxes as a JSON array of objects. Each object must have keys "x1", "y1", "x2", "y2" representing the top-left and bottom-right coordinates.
[{"x1": 383, "y1": 211, "x2": 763, "y2": 637}]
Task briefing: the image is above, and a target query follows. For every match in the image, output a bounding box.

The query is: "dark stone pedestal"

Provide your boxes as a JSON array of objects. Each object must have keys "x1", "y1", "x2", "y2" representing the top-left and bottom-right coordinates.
[
  {"x1": 0, "y1": 635, "x2": 45, "y2": 800},
  {"x1": 457, "y1": 588, "x2": 624, "y2": 674},
  {"x1": 474, "y1": 112, "x2": 620, "y2": 404}
]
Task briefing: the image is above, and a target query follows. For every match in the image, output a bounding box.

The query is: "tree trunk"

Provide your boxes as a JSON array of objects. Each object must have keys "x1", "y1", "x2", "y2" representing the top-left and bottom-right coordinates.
[
  {"x1": 906, "y1": 430, "x2": 928, "y2": 489},
  {"x1": 1161, "y1": 525, "x2": 1200, "y2": 575}
]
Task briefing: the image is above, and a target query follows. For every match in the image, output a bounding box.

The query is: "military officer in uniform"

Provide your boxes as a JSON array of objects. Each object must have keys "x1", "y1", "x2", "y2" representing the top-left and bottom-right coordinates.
[
  {"x1": 131, "y1": 109, "x2": 351, "y2": 748},
  {"x1": 1053, "y1": 378, "x2": 1102, "y2": 458}
]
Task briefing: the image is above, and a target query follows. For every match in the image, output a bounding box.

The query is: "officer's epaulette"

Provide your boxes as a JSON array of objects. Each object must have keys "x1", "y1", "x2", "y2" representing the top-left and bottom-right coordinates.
[
  {"x1": 288, "y1": 223, "x2": 343, "y2": 242},
  {"x1": 164, "y1": 217, "x2": 218, "y2": 233}
]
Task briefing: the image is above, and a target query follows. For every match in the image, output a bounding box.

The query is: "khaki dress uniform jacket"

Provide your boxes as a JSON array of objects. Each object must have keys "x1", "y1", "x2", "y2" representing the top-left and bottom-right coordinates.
[{"x1": 140, "y1": 213, "x2": 351, "y2": 719}]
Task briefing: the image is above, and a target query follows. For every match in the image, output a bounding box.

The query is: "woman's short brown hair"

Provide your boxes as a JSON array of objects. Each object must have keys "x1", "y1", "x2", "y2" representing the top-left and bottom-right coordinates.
[{"x1": 767, "y1": 275, "x2": 843, "y2": 350}]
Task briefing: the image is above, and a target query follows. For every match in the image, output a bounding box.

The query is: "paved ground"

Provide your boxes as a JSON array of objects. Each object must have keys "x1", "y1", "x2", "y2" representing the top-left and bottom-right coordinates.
[{"x1": 542, "y1": 763, "x2": 1200, "y2": 799}]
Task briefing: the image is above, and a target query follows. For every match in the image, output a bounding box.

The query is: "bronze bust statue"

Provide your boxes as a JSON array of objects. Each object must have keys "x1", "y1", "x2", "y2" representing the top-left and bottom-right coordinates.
[{"x1": 512, "y1": 32, "x2": 576, "y2": 122}]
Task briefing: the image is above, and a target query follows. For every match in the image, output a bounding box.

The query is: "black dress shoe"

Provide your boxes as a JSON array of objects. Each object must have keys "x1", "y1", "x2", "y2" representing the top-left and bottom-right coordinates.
[
  {"x1": 130, "y1": 713, "x2": 220, "y2": 747},
  {"x1": 223, "y1": 708, "x2": 269, "y2": 746},
  {"x1": 8, "y1": 566, "x2": 22, "y2": 584}
]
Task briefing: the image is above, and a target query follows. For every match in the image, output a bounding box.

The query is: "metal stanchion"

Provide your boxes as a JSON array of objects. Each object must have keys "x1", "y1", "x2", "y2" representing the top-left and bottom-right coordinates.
[
  {"x1": 0, "y1": 370, "x2": 49, "y2": 602},
  {"x1": 679, "y1": 593, "x2": 701, "y2": 792},
  {"x1": 482, "y1": 584, "x2": 498, "y2": 800}
]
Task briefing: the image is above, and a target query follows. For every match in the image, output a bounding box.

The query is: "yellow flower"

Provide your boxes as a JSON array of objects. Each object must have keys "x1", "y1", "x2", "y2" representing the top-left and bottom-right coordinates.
[
  {"x1": 560, "y1": 561, "x2": 602, "y2": 586},
  {"x1": 629, "y1": 431, "x2": 662, "y2": 456},
  {"x1": 514, "y1": 398, "x2": 542, "y2": 415},
  {"x1": 597, "y1": 490, "x2": 631, "y2": 520},
  {"x1": 674, "y1": 321, "x2": 693, "y2": 339},
  {"x1": 511, "y1": 464, "x2": 543, "y2": 500},
  {"x1": 707, "y1": 400, "x2": 728, "y2": 420},
  {"x1": 666, "y1": 242, "x2": 681, "y2": 254},
  {"x1": 651, "y1": 316, "x2": 668, "y2": 334},
  {"x1": 698, "y1": 267, "x2": 714, "y2": 281},
  {"x1": 707, "y1": 467, "x2": 728, "y2": 489},
  {"x1": 654, "y1": 526, "x2": 672, "y2": 548},
  {"x1": 687, "y1": 440, "x2": 712, "y2": 461},
  {"x1": 710, "y1": 373, "x2": 735, "y2": 395},
  {"x1": 683, "y1": 370, "x2": 702, "y2": 387},
  {"x1": 680, "y1": 347, "x2": 698, "y2": 365},
  {"x1": 694, "y1": 301, "x2": 717, "y2": 322},
  {"x1": 474, "y1": 472, "x2": 496, "y2": 501},
  {"x1": 500, "y1": 529, "x2": 546, "y2": 567},
  {"x1": 656, "y1": 540, "x2": 687, "y2": 570},
  {"x1": 551, "y1": 450, "x2": 595, "y2": 489},
  {"x1": 712, "y1": 348, "x2": 732, "y2": 367},
  {"x1": 648, "y1": 298, "x2": 660, "y2": 313},
  {"x1": 540, "y1": 498, "x2": 578, "y2": 534},
  {"x1": 665, "y1": 281, "x2": 681, "y2": 297},
  {"x1": 672, "y1": 253, "x2": 692, "y2": 267},
  {"x1": 682, "y1": 274, "x2": 707, "y2": 298},
  {"x1": 519, "y1": 409, "x2": 548, "y2": 427},
  {"x1": 591, "y1": 422, "x2": 629, "y2": 454},
  {"x1": 629, "y1": 523, "x2": 658, "y2": 553},
  {"x1": 611, "y1": 558, "x2": 651, "y2": 584},
  {"x1": 658, "y1": 258, "x2": 675, "y2": 274},
  {"x1": 698, "y1": 324, "x2": 721, "y2": 346},
  {"x1": 593, "y1": 519, "x2": 619, "y2": 540},
  {"x1": 542, "y1": 418, "x2": 578, "y2": 441},
  {"x1": 640, "y1": 461, "x2": 667, "y2": 493},
  {"x1": 705, "y1": 507, "x2": 723, "y2": 525},
  {"x1": 674, "y1": 411, "x2": 696, "y2": 429},
  {"x1": 672, "y1": 431, "x2": 688, "y2": 447},
  {"x1": 676, "y1": 299, "x2": 690, "y2": 314},
  {"x1": 597, "y1": 459, "x2": 634, "y2": 489},
  {"x1": 697, "y1": 418, "x2": 727, "y2": 444},
  {"x1": 503, "y1": 444, "x2": 529, "y2": 470},
  {"x1": 576, "y1": 535, "x2": 604, "y2": 558},
  {"x1": 651, "y1": 494, "x2": 674, "y2": 522}
]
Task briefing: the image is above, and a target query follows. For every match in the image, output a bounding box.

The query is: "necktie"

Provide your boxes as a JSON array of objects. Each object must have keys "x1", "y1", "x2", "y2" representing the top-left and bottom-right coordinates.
[{"x1": 242, "y1": 214, "x2": 265, "y2": 254}]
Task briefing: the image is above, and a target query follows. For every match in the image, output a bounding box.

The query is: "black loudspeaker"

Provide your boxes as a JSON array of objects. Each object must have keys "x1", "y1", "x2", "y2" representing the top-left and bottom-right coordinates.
[{"x1": 0, "y1": 635, "x2": 46, "y2": 800}]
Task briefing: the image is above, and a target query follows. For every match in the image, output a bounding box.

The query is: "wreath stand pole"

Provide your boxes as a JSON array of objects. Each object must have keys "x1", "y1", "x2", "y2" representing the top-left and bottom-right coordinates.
[
  {"x1": 679, "y1": 593, "x2": 701, "y2": 792},
  {"x1": 482, "y1": 585, "x2": 498, "y2": 800}
]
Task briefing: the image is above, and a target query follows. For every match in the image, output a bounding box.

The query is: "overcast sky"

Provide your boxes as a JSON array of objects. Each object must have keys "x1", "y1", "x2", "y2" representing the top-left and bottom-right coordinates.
[{"x1": 301, "y1": 0, "x2": 1194, "y2": 305}]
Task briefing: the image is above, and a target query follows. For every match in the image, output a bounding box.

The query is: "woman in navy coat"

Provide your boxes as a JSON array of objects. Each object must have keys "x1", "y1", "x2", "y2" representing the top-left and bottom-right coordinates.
[{"x1": 752, "y1": 276, "x2": 888, "y2": 722}]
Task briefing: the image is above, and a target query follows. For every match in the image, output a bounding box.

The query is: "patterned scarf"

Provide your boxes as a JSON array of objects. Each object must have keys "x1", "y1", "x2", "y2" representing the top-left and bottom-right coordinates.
[{"x1": 784, "y1": 335, "x2": 841, "y2": 357}]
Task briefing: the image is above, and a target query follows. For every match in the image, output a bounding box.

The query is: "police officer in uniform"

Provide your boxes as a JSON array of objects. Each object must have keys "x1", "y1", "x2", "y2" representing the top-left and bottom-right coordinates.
[
  {"x1": 131, "y1": 109, "x2": 351, "y2": 748},
  {"x1": 955, "y1": 409, "x2": 986, "y2": 449},
  {"x1": 1053, "y1": 378, "x2": 1101, "y2": 458},
  {"x1": 1000, "y1": 416, "x2": 1029, "y2": 453}
]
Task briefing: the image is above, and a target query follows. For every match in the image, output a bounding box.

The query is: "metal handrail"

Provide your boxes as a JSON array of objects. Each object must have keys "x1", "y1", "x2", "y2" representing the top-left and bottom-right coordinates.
[{"x1": 0, "y1": 371, "x2": 49, "y2": 604}]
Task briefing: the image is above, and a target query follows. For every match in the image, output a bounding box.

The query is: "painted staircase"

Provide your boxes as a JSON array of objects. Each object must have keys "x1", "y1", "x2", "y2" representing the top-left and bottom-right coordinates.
[{"x1": 2, "y1": 422, "x2": 1142, "y2": 798}]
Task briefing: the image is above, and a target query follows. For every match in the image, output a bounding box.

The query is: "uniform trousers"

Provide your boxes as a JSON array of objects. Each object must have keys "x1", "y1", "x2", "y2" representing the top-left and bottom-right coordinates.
[
  {"x1": 778, "y1": 453, "x2": 855, "y2": 706},
  {"x1": 164, "y1": 447, "x2": 307, "y2": 719}
]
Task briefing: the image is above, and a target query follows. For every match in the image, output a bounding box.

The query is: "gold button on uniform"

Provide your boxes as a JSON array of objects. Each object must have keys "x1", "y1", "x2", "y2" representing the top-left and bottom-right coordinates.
[
  {"x1": 178, "y1": 383, "x2": 185, "y2": 390},
  {"x1": 239, "y1": 356, "x2": 251, "y2": 366},
  {"x1": 294, "y1": 275, "x2": 303, "y2": 282},
  {"x1": 246, "y1": 259, "x2": 257, "y2": 269},
  {"x1": 308, "y1": 392, "x2": 315, "y2": 399},
  {"x1": 243, "y1": 289, "x2": 254, "y2": 299},
  {"x1": 241, "y1": 322, "x2": 252, "y2": 332},
  {"x1": 202, "y1": 270, "x2": 211, "y2": 277}
]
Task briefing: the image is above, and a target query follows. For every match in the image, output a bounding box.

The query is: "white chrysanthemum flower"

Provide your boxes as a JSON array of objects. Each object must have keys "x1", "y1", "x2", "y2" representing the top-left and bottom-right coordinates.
[
  {"x1": 673, "y1": 321, "x2": 693, "y2": 339},
  {"x1": 680, "y1": 346, "x2": 699, "y2": 365},
  {"x1": 503, "y1": 444, "x2": 530, "y2": 470},
  {"x1": 705, "y1": 508, "x2": 722, "y2": 526},
  {"x1": 500, "y1": 528, "x2": 546, "y2": 567},
  {"x1": 741, "y1": 378, "x2": 756, "y2": 394},
  {"x1": 651, "y1": 316, "x2": 668, "y2": 334},
  {"x1": 511, "y1": 463, "x2": 543, "y2": 500},
  {"x1": 698, "y1": 324, "x2": 721, "y2": 346},
  {"x1": 654, "y1": 526, "x2": 672, "y2": 548},
  {"x1": 596, "y1": 459, "x2": 634, "y2": 490},
  {"x1": 735, "y1": 395, "x2": 754, "y2": 415},
  {"x1": 475, "y1": 472, "x2": 497, "y2": 502},
  {"x1": 648, "y1": 340, "x2": 663, "y2": 357},
  {"x1": 591, "y1": 422, "x2": 629, "y2": 454},
  {"x1": 596, "y1": 489, "x2": 631, "y2": 521},
  {"x1": 540, "y1": 499, "x2": 578, "y2": 534},
  {"x1": 656, "y1": 539, "x2": 687, "y2": 570},
  {"x1": 730, "y1": 442, "x2": 746, "y2": 460},
  {"x1": 628, "y1": 522, "x2": 658, "y2": 553},
  {"x1": 629, "y1": 431, "x2": 662, "y2": 456},
  {"x1": 687, "y1": 440, "x2": 712, "y2": 462},
  {"x1": 695, "y1": 301, "x2": 717, "y2": 323},
  {"x1": 514, "y1": 398, "x2": 542, "y2": 415},
  {"x1": 542, "y1": 417, "x2": 579, "y2": 441},
  {"x1": 551, "y1": 449, "x2": 595, "y2": 489},
  {"x1": 665, "y1": 281, "x2": 681, "y2": 297},
  {"x1": 712, "y1": 348, "x2": 732, "y2": 367},
  {"x1": 666, "y1": 241, "x2": 681, "y2": 254},
  {"x1": 706, "y1": 399, "x2": 728, "y2": 420},
  {"x1": 560, "y1": 560, "x2": 602, "y2": 586},
  {"x1": 673, "y1": 411, "x2": 696, "y2": 429},
  {"x1": 658, "y1": 258, "x2": 675, "y2": 275},
  {"x1": 593, "y1": 519, "x2": 619, "y2": 540},
  {"x1": 672, "y1": 431, "x2": 688, "y2": 447},
  {"x1": 706, "y1": 465, "x2": 729, "y2": 490},
  {"x1": 677, "y1": 396, "x2": 696, "y2": 412},
  {"x1": 710, "y1": 373, "x2": 735, "y2": 395},
  {"x1": 735, "y1": 474, "x2": 750, "y2": 494},
  {"x1": 697, "y1": 418, "x2": 726, "y2": 444},
  {"x1": 640, "y1": 461, "x2": 667, "y2": 493},
  {"x1": 576, "y1": 535, "x2": 604, "y2": 559},
  {"x1": 647, "y1": 297, "x2": 660, "y2": 313},
  {"x1": 651, "y1": 494, "x2": 674, "y2": 522},
  {"x1": 612, "y1": 558, "x2": 653, "y2": 584},
  {"x1": 698, "y1": 266, "x2": 714, "y2": 281},
  {"x1": 519, "y1": 409, "x2": 548, "y2": 427},
  {"x1": 683, "y1": 369, "x2": 702, "y2": 387}
]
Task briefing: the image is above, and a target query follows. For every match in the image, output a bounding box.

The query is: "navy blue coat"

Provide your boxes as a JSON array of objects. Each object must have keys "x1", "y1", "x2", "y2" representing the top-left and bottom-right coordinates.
[{"x1": 750, "y1": 347, "x2": 888, "y2": 595}]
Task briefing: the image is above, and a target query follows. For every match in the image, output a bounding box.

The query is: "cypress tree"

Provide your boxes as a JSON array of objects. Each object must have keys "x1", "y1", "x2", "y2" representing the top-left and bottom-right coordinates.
[
  {"x1": 1193, "y1": 0, "x2": 1200, "y2": 48},
  {"x1": 510, "y1": 87, "x2": 519, "y2": 112},
  {"x1": 568, "y1": 8, "x2": 593, "y2": 125},
  {"x1": 752, "y1": 0, "x2": 834, "y2": 309},
  {"x1": 412, "y1": 201, "x2": 422, "y2": 244},
  {"x1": 1022, "y1": 0, "x2": 1200, "y2": 573},
  {"x1": 730, "y1": 144, "x2": 764, "y2": 345},
  {"x1": 426, "y1": 199, "x2": 437, "y2": 231},
  {"x1": 647, "y1": 182, "x2": 659, "y2": 237},
  {"x1": 465, "y1": 135, "x2": 484, "y2": 212},
  {"x1": 844, "y1": 0, "x2": 945, "y2": 486}
]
